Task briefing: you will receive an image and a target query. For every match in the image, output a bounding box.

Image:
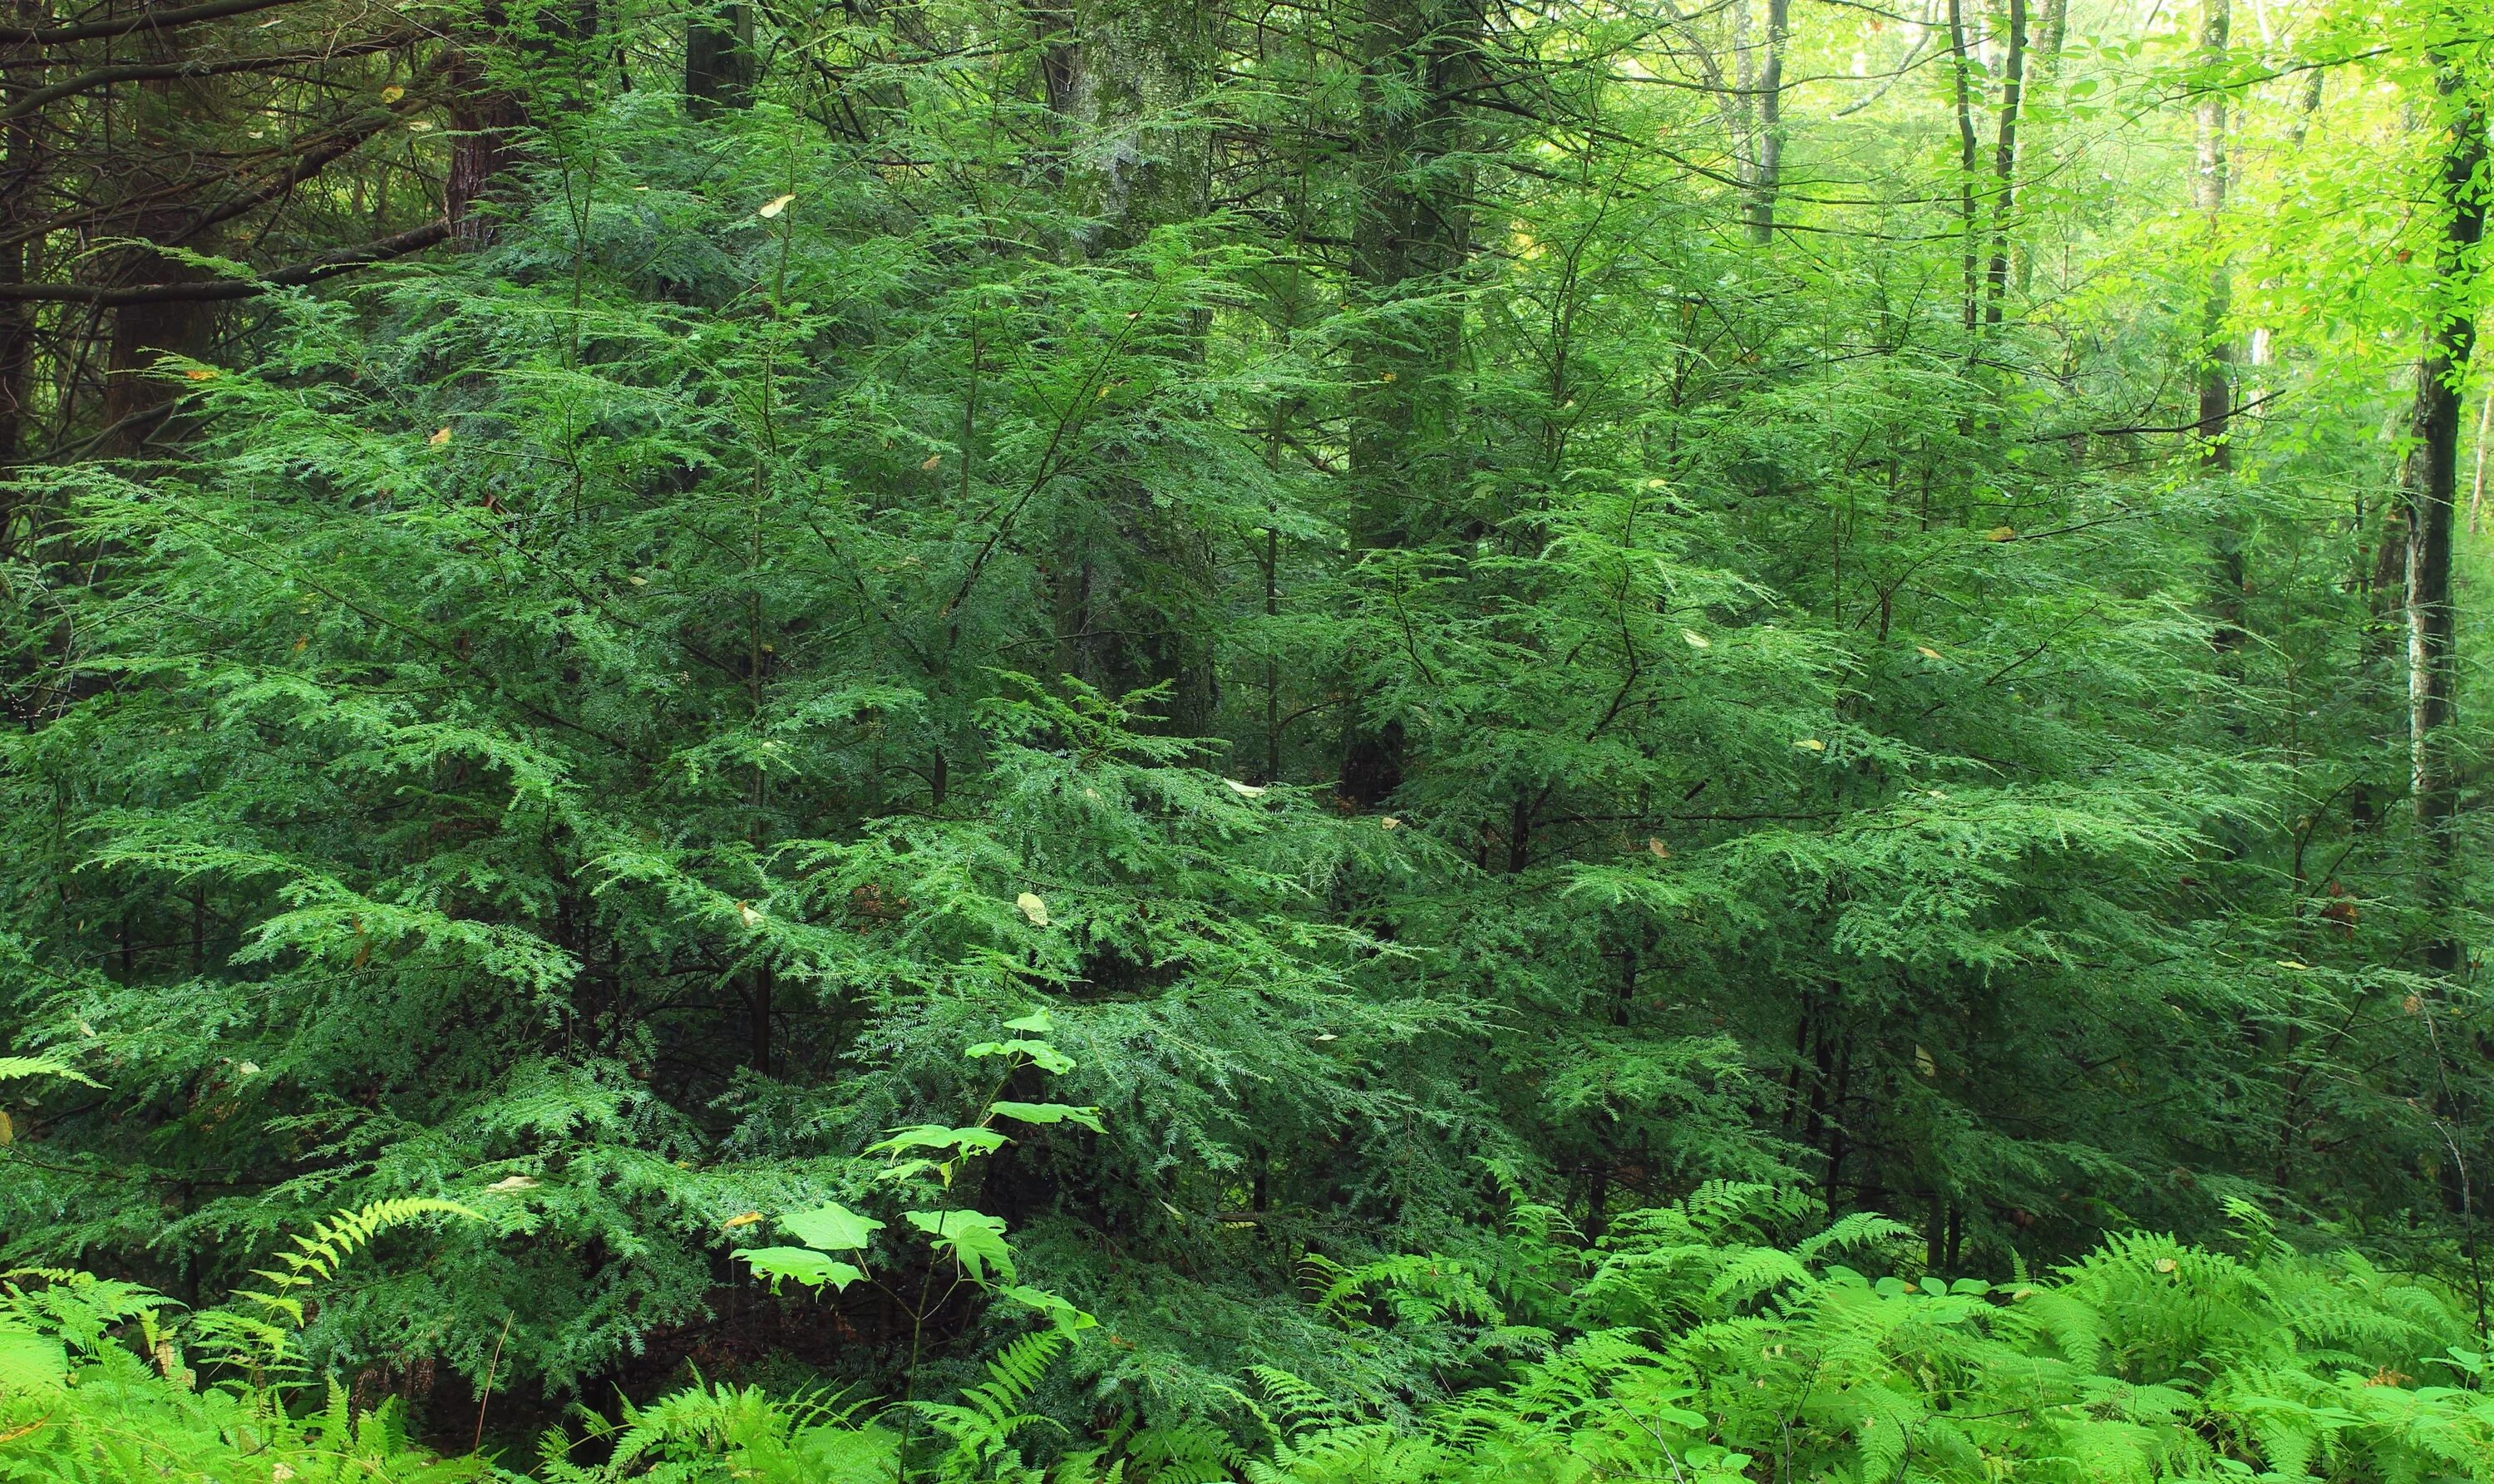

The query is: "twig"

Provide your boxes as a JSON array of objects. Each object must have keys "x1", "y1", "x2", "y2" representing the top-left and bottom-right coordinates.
[{"x1": 472, "y1": 1311, "x2": 514, "y2": 1452}]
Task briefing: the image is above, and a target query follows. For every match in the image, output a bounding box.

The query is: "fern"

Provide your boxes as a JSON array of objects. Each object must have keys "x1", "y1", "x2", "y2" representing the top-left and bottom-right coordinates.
[{"x1": 0, "y1": 1054, "x2": 96, "y2": 1087}]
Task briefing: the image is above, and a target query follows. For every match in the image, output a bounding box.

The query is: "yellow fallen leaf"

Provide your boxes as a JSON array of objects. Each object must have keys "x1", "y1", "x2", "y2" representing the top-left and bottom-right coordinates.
[
  {"x1": 1795, "y1": 738, "x2": 1826, "y2": 752},
  {"x1": 758, "y1": 193, "x2": 796, "y2": 219},
  {"x1": 485, "y1": 1175, "x2": 539, "y2": 1192},
  {"x1": 1915, "y1": 645, "x2": 1940, "y2": 659},
  {"x1": 1016, "y1": 891, "x2": 1049, "y2": 926},
  {"x1": 921, "y1": 453, "x2": 943, "y2": 471},
  {"x1": 2153, "y1": 1257, "x2": 2178, "y2": 1273},
  {"x1": 0, "y1": 1109, "x2": 12, "y2": 1146},
  {"x1": 737, "y1": 901, "x2": 764, "y2": 929},
  {"x1": 427, "y1": 426, "x2": 451, "y2": 446},
  {"x1": 628, "y1": 574, "x2": 648, "y2": 586},
  {"x1": 1985, "y1": 526, "x2": 2018, "y2": 542},
  {"x1": 1914, "y1": 1045, "x2": 1937, "y2": 1078},
  {"x1": 722, "y1": 1211, "x2": 765, "y2": 1230},
  {"x1": 1380, "y1": 372, "x2": 1396, "y2": 382},
  {"x1": 183, "y1": 367, "x2": 219, "y2": 382},
  {"x1": 407, "y1": 120, "x2": 432, "y2": 132},
  {"x1": 2276, "y1": 959, "x2": 2309, "y2": 971},
  {"x1": 380, "y1": 84, "x2": 404, "y2": 103},
  {"x1": 1647, "y1": 838, "x2": 1670, "y2": 859},
  {"x1": 1224, "y1": 779, "x2": 1267, "y2": 798},
  {"x1": 1379, "y1": 816, "x2": 1402, "y2": 831},
  {"x1": 1682, "y1": 629, "x2": 1710, "y2": 648}
]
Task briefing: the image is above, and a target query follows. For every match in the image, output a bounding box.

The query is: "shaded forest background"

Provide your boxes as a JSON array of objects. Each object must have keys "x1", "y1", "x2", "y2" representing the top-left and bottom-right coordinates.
[{"x1": 6, "y1": 0, "x2": 2494, "y2": 1463}]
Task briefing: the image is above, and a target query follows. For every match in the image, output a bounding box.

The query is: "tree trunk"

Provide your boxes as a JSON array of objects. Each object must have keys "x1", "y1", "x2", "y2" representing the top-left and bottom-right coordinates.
[
  {"x1": 447, "y1": 0, "x2": 599, "y2": 244},
  {"x1": 0, "y1": 0, "x2": 36, "y2": 481},
  {"x1": 685, "y1": 1, "x2": 757, "y2": 116},
  {"x1": 101, "y1": 26, "x2": 217, "y2": 453},
  {"x1": 2404, "y1": 41, "x2": 2487, "y2": 979},
  {"x1": 1026, "y1": 0, "x2": 1219, "y2": 730},
  {"x1": 1981, "y1": 0, "x2": 2026, "y2": 326},
  {"x1": 1945, "y1": 0, "x2": 1980, "y2": 338},
  {"x1": 2196, "y1": 0, "x2": 2240, "y2": 656},
  {"x1": 1735, "y1": 0, "x2": 1788, "y2": 244},
  {"x1": 1338, "y1": 0, "x2": 1477, "y2": 804},
  {"x1": 446, "y1": 44, "x2": 529, "y2": 245}
]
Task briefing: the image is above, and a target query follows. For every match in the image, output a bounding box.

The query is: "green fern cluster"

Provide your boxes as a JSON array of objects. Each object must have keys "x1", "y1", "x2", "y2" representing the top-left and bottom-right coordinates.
[
  {"x1": 1239, "y1": 1188, "x2": 2494, "y2": 1483},
  {"x1": 12, "y1": 1188, "x2": 2492, "y2": 1482},
  {"x1": 0, "y1": 1200, "x2": 491, "y2": 1483}
]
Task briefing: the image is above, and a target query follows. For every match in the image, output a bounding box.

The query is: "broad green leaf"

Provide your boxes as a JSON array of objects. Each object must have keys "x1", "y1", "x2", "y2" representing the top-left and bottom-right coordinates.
[
  {"x1": 781, "y1": 1201, "x2": 884, "y2": 1252},
  {"x1": 987, "y1": 1100, "x2": 1104, "y2": 1132},
  {"x1": 963, "y1": 1038, "x2": 1076, "y2": 1074},
  {"x1": 868, "y1": 1125, "x2": 1008, "y2": 1157},
  {"x1": 905, "y1": 1210, "x2": 1015, "y2": 1282},
  {"x1": 738, "y1": 1246, "x2": 866, "y2": 1293},
  {"x1": 1001, "y1": 1010, "x2": 1054, "y2": 1033},
  {"x1": 1000, "y1": 1283, "x2": 1097, "y2": 1333}
]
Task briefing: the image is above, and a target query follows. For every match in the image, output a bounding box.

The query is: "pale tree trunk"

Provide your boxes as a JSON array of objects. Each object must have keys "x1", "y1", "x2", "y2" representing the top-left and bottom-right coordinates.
[
  {"x1": 2196, "y1": 0, "x2": 2241, "y2": 657},
  {"x1": 2016, "y1": 0, "x2": 2067, "y2": 293},
  {"x1": 2037, "y1": 0, "x2": 2068, "y2": 75},
  {"x1": 1946, "y1": 0, "x2": 1981, "y2": 336},
  {"x1": 1733, "y1": 0, "x2": 1789, "y2": 243}
]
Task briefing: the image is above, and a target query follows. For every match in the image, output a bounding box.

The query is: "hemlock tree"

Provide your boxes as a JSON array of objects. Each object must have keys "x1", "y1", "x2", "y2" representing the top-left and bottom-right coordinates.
[{"x1": 0, "y1": 0, "x2": 2490, "y2": 1436}]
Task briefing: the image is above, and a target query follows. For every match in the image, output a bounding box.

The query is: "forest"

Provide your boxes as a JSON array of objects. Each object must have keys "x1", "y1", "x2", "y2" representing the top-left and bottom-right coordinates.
[{"x1": 5, "y1": 0, "x2": 2494, "y2": 1477}]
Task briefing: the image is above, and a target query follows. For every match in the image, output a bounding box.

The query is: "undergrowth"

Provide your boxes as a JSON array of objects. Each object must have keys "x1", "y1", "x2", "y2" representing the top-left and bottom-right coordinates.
[{"x1": 4, "y1": 1184, "x2": 2489, "y2": 1482}]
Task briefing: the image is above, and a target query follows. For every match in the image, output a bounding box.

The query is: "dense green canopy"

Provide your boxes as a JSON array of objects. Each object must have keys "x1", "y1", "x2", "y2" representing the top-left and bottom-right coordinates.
[{"x1": 3, "y1": 0, "x2": 2494, "y2": 1474}]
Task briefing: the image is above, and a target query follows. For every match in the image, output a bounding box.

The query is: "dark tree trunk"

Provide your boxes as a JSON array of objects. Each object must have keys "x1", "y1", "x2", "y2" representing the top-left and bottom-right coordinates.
[
  {"x1": 101, "y1": 33, "x2": 217, "y2": 453},
  {"x1": 1981, "y1": 0, "x2": 2026, "y2": 326},
  {"x1": 446, "y1": 0, "x2": 598, "y2": 244},
  {"x1": 685, "y1": 1, "x2": 757, "y2": 116},
  {"x1": 2405, "y1": 41, "x2": 2486, "y2": 979},
  {"x1": 1336, "y1": 0, "x2": 1477, "y2": 803},
  {"x1": 446, "y1": 45, "x2": 528, "y2": 245},
  {"x1": 0, "y1": 0, "x2": 37, "y2": 481},
  {"x1": 1027, "y1": 0, "x2": 1219, "y2": 732}
]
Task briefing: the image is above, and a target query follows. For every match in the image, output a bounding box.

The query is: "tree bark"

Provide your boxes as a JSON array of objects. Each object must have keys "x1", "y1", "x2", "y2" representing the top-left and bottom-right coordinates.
[
  {"x1": 100, "y1": 17, "x2": 219, "y2": 453},
  {"x1": 685, "y1": 0, "x2": 757, "y2": 116},
  {"x1": 1026, "y1": 0, "x2": 1219, "y2": 730},
  {"x1": 0, "y1": 0, "x2": 37, "y2": 478},
  {"x1": 1338, "y1": 0, "x2": 1478, "y2": 805},
  {"x1": 1945, "y1": 0, "x2": 1980, "y2": 338},
  {"x1": 1981, "y1": 0, "x2": 2026, "y2": 326},
  {"x1": 2404, "y1": 40, "x2": 2487, "y2": 978},
  {"x1": 1734, "y1": 0, "x2": 1788, "y2": 244},
  {"x1": 446, "y1": 44, "x2": 528, "y2": 245},
  {"x1": 446, "y1": 0, "x2": 599, "y2": 244},
  {"x1": 2196, "y1": 0, "x2": 2240, "y2": 658}
]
